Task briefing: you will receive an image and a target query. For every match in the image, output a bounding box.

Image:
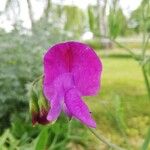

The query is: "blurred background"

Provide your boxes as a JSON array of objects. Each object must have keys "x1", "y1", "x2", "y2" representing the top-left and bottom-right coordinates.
[{"x1": 0, "y1": 0, "x2": 150, "y2": 149}]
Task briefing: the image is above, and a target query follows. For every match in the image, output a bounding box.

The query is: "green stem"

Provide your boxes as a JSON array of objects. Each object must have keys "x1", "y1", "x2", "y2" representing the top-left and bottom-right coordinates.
[
  {"x1": 49, "y1": 134, "x2": 58, "y2": 149},
  {"x1": 88, "y1": 128, "x2": 126, "y2": 150},
  {"x1": 99, "y1": 35, "x2": 138, "y2": 60},
  {"x1": 30, "y1": 74, "x2": 43, "y2": 93},
  {"x1": 142, "y1": 66, "x2": 150, "y2": 100},
  {"x1": 50, "y1": 121, "x2": 72, "y2": 150},
  {"x1": 142, "y1": 34, "x2": 150, "y2": 57},
  {"x1": 32, "y1": 74, "x2": 43, "y2": 87},
  {"x1": 141, "y1": 9, "x2": 146, "y2": 58},
  {"x1": 50, "y1": 139, "x2": 68, "y2": 150}
]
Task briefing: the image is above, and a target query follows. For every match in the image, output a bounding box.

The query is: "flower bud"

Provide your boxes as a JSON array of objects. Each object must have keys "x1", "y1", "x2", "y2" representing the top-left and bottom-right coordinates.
[
  {"x1": 29, "y1": 87, "x2": 50, "y2": 126},
  {"x1": 37, "y1": 93, "x2": 50, "y2": 125},
  {"x1": 29, "y1": 88, "x2": 39, "y2": 125}
]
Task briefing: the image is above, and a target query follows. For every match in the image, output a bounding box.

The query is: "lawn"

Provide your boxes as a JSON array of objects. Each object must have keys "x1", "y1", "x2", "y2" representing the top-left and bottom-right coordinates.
[{"x1": 85, "y1": 51, "x2": 150, "y2": 150}]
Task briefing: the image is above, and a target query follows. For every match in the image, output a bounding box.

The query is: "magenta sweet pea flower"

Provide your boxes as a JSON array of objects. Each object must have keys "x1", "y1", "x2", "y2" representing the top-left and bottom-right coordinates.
[{"x1": 43, "y1": 41, "x2": 102, "y2": 128}]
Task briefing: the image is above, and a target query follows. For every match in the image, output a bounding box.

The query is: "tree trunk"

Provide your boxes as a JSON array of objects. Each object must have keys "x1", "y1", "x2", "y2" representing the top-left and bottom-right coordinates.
[
  {"x1": 97, "y1": 0, "x2": 112, "y2": 49},
  {"x1": 44, "y1": 0, "x2": 51, "y2": 19},
  {"x1": 4, "y1": 0, "x2": 20, "y2": 30},
  {"x1": 26, "y1": 0, "x2": 34, "y2": 28}
]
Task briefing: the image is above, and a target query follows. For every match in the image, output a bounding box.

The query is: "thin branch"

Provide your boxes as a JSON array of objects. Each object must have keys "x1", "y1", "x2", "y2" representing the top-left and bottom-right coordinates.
[
  {"x1": 26, "y1": 0, "x2": 34, "y2": 27},
  {"x1": 88, "y1": 128, "x2": 126, "y2": 150},
  {"x1": 142, "y1": 33, "x2": 150, "y2": 57},
  {"x1": 99, "y1": 35, "x2": 138, "y2": 59},
  {"x1": 142, "y1": 66, "x2": 150, "y2": 100},
  {"x1": 32, "y1": 74, "x2": 43, "y2": 90},
  {"x1": 4, "y1": 0, "x2": 12, "y2": 11},
  {"x1": 49, "y1": 134, "x2": 58, "y2": 149},
  {"x1": 44, "y1": 0, "x2": 51, "y2": 19}
]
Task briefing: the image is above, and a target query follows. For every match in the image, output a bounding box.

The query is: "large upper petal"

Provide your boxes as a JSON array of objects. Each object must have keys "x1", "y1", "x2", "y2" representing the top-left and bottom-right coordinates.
[
  {"x1": 68, "y1": 42, "x2": 102, "y2": 96},
  {"x1": 43, "y1": 43, "x2": 70, "y2": 100},
  {"x1": 43, "y1": 41, "x2": 102, "y2": 100}
]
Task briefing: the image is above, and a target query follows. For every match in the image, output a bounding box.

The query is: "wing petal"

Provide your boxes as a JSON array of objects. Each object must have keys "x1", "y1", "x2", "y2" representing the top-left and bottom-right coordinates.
[{"x1": 65, "y1": 88, "x2": 96, "y2": 128}]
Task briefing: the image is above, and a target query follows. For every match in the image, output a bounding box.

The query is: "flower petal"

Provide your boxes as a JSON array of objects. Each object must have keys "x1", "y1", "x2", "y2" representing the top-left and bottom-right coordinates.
[
  {"x1": 47, "y1": 94, "x2": 62, "y2": 121},
  {"x1": 65, "y1": 88, "x2": 96, "y2": 128},
  {"x1": 43, "y1": 41, "x2": 102, "y2": 101},
  {"x1": 68, "y1": 42, "x2": 102, "y2": 96},
  {"x1": 43, "y1": 42, "x2": 69, "y2": 100}
]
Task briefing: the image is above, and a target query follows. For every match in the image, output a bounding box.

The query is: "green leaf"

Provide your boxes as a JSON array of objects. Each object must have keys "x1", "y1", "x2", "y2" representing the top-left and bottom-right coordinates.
[
  {"x1": 35, "y1": 127, "x2": 49, "y2": 150},
  {"x1": 88, "y1": 6, "x2": 95, "y2": 33},
  {"x1": 29, "y1": 87, "x2": 39, "y2": 114},
  {"x1": 0, "y1": 129, "x2": 9, "y2": 147}
]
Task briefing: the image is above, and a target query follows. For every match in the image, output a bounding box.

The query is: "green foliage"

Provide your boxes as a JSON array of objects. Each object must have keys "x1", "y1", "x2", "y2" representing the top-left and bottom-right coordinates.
[
  {"x1": 0, "y1": 115, "x2": 89, "y2": 150},
  {"x1": 35, "y1": 127, "x2": 49, "y2": 150},
  {"x1": 108, "y1": 1, "x2": 127, "y2": 38},
  {"x1": 130, "y1": 0, "x2": 150, "y2": 33},
  {"x1": 104, "y1": 95, "x2": 127, "y2": 135},
  {"x1": 84, "y1": 38, "x2": 102, "y2": 49},
  {"x1": 39, "y1": 4, "x2": 86, "y2": 39},
  {"x1": 113, "y1": 96, "x2": 127, "y2": 132},
  {"x1": 87, "y1": 5, "x2": 98, "y2": 35},
  {"x1": 87, "y1": 5, "x2": 99, "y2": 36},
  {"x1": 0, "y1": 31, "x2": 41, "y2": 133},
  {"x1": 0, "y1": 115, "x2": 40, "y2": 149},
  {"x1": 87, "y1": 6, "x2": 95, "y2": 33},
  {"x1": 63, "y1": 6, "x2": 86, "y2": 37},
  {"x1": 0, "y1": 25, "x2": 74, "y2": 133}
]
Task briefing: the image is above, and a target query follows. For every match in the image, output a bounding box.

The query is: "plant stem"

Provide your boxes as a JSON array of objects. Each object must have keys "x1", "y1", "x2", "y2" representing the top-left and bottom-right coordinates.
[
  {"x1": 49, "y1": 134, "x2": 58, "y2": 149},
  {"x1": 99, "y1": 35, "x2": 138, "y2": 60},
  {"x1": 32, "y1": 74, "x2": 43, "y2": 87},
  {"x1": 30, "y1": 74, "x2": 44, "y2": 93},
  {"x1": 141, "y1": 0, "x2": 150, "y2": 100},
  {"x1": 100, "y1": 34, "x2": 150, "y2": 100},
  {"x1": 88, "y1": 128, "x2": 126, "y2": 150},
  {"x1": 142, "y1": 66, "x2": 150, "y2": 100},
  {"x1": 142, "y1": 34, "x2": 150, "y2": 57}
]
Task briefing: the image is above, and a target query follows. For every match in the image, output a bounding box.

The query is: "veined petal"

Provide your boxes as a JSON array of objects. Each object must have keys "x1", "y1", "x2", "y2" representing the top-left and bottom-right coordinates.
[
  {"x1": 68, "y1": 42, "x2": 102, "y2": 96},
  {"x1": 43, "y1": 41, "x2": 102, "y2": 127},
  {"x1": 43, "y1": 42, "x2": 102, "y2": 100},
  {"x1": 43, "y1": 43, "x2": 69, "y2": 100},
  {"x1": 65, "y1": 88, "x2": 96, "y2": 128}
]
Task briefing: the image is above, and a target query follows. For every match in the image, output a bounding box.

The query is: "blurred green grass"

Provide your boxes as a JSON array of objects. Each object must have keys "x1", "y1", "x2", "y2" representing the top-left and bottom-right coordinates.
[{"x1": 85, "y1": 52, "x2": 150, "y2": 149}]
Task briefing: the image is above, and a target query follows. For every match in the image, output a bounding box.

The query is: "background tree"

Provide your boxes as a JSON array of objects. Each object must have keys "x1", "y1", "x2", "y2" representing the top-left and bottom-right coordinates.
[
  {"x1": 26, "y1": 0, "x2": 34, "y2": 28},
  {"x1": 63, "y1": 5, "x2": 86, "y2": 38},
  {"x1": 96, "y1": 0, "x2": 112, "y2": 48},
  {"x1": 130, "y1": 0, "x2": 150, "y2": 33},
  {"x1": 108, "y1": 0, "x2": 127, "y2": 39},
  {"x1": 87, "y1": 5, "x2": 99, "y2": 37}
]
